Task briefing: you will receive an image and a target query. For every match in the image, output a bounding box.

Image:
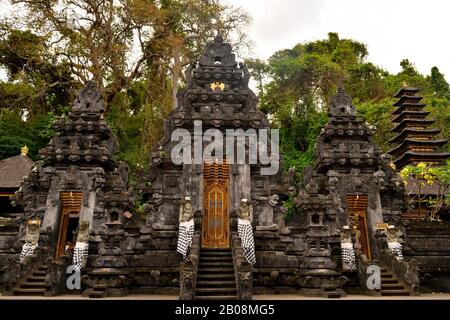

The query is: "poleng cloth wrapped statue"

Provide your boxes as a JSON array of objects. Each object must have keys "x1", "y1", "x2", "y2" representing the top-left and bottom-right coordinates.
[
  {"x1": 237, "y1": 199, "x2": 256, "y2": 265},
  {"x1": 20, "y1": 219, "x2": 40, "y2": 263},
  {"x1": 73, "y1": 221, "x2": 90, "y2": 271},
  {"x1": 177, "y1": 197, "x2": 195, "y2": 259},
  {"x1": 340, "y1": 226, "x2": 356, "y2": 271}
]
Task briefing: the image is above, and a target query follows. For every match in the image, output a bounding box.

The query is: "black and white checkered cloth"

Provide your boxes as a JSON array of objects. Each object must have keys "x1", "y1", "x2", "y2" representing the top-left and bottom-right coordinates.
[
  {"x1": 340, "y1": 242, "x2": 356, "y2": 271},
  {"x1": 388, "y1": 242, "x2": 403, "y2": 260},
  {"x1": 177, "y1": 219, "x2": 195, "y2": 259},
  {"x1": 238, "y1": 219, "x2": 256, "y2": 265},
  {"x1": 20, "y1": 243, "x2": 37, "y2": 263},
  {"x1": 73, "y1": 241, "x2": 89, "y2": 272}
]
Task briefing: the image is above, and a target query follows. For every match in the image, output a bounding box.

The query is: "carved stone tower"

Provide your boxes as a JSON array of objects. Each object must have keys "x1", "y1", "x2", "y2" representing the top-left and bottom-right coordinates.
[
  {"x1": 142, "y1": 34, "x2": 285, "y2": 299},
  {"x1": 9, "y1": 82, "x2": 134, "y2": 297}
]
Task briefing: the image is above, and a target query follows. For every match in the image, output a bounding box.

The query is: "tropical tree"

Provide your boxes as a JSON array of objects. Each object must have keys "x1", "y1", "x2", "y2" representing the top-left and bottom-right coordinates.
[{"x1": 400, "y1": 162, "x2": 450, "y2": 221}]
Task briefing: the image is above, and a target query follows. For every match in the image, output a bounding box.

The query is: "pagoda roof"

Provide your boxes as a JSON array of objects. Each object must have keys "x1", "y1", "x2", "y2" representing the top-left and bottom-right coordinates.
[
  {"x1": 393, "y1": 151, "x2": 450, "y2": 169},
  {"x1": 394, "y1": 87, "x2": 420, "y2": 98},
  {"x1": 391, "y1": 118, "x2": 435, "y2": 133},
  {"x1": 388, "y1": 138, "x2": 448, "y2": 157},
  {"x1": 0, "y1": 154, "x2": 34, "y2": 189},
  {"x1": 392, "y1": 111, "x2": 430, "y2": 123},
  {"x1": 393, "y1": 96, "x2": 423, "y2": 106},
  {"x1": 392, "y1": 102, "x2": 426, "y2": 113},
  {"x1": 389, "y1": 128, "x2": 441, "y2": 144}
]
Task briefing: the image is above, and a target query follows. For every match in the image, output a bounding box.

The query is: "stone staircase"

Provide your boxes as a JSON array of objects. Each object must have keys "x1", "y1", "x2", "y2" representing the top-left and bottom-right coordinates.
[
  {"x1": 380, "y1": 265, "x2": 411, "y2": 296},
  {"x1": 194, "y1": 248, "x2": 237, "y2": 300},
  {"x1": 13, "y1": 266, "x2": 49, "y2": 296}
]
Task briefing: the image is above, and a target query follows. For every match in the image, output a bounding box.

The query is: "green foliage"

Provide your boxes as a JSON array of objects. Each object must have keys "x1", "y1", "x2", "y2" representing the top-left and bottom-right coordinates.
[
  {"x1": 106, "y1": 83, "x2": 148, "y2": 175},
  {"x1": 400, "y1": 161, "x2": 450, "y2": 220},
  {"x1": 355, "y1": 98, "x2": 394, "y2": 151},
  {"x1": 255, "y1": 32, "x2": 450, "y2": 188},
  {"x1": 429, "y1": 66, "x2": 450, "y2": 99},
  {"x1": 282, "y1": 196, "x2": 297, "y2": 219},
  {"x1": 0, "y1": 109, "x2": 55, "y2": 160}
]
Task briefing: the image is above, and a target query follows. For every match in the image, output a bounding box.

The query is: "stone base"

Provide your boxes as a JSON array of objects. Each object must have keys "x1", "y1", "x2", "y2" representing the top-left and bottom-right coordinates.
[
  {"x1": 82, "y1": 287, "x2": 129, "y2": 298},
  {"x1": 298, "y1": 287, "x2": 346, "y2": 298}
]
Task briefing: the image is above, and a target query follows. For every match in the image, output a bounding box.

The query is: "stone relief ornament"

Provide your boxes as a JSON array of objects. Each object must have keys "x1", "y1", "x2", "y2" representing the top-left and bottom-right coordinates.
[
  {"x1": 20, "y1": 219, "x2": 41, "y2": 263},
  {"x1": 340, "y1": 226, "x2": 356, "y2": 271},
  {"x1": 237, "y1": 199, "x2": 256, "y2": 264},
  {"x1": 177, "y1": 197, "x2": 195, "y2": 259}
]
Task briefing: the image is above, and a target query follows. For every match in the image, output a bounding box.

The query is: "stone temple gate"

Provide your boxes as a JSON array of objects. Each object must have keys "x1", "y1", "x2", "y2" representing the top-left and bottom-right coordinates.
[{"x1": 0, "y1": 35, "x2": 449, "y2": 299}]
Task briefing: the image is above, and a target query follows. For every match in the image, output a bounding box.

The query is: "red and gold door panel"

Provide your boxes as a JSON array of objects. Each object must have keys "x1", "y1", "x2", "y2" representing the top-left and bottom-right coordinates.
[
  {"x1": 56, "y1": 191, "x2": 82, "y2": 258},
  {"x1": 347, "y1": 194, "x2": 372, "y2": 260},
  {"x1": 202, "y1": 162, "x2": 230, "y2": 248}
]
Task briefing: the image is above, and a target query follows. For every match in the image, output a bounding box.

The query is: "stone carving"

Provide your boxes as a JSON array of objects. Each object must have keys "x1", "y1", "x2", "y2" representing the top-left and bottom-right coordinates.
[
  {"x1": 328, "y1": 86, "x2": 356, "y2": 118},
  {"x1": 177, "y1": 197, "x2": 195, "y2": 259},
  {"x1": 237, "y1": 199, "x2": 256, "y2": 265},
  {"x1": 73, "y1": 81, "x2": 105, "y2": 114},
  {"x1": 179, "y1": 197, "x2": 194, "y2": 223},
  {"x1": 386, "y1": 225, "x2": 403, "y2": 260},
  {"x1": 19, "y1": 219, "x2": 41, "y2": 263},
  {"x1": 340, "y1": 226, "x2": 356, "y2": 271}
]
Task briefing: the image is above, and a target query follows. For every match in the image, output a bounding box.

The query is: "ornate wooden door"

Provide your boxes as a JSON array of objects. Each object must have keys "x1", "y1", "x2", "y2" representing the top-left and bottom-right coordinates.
[
  {"x1": 347, "y1": 194, "x2": 372, "y2": 260},
  {"x1": 56, "y1": 191, "x2": 82, "y2": 257},
  {"x1": 202, "y1": 162, "x2": 230, "y2": 248}
]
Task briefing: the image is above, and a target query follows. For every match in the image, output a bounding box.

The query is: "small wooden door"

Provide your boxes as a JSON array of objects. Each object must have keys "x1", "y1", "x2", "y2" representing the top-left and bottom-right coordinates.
[
  {"x1": 202, "y1": 162, "x2": 230, "y2": 248},
  {"x1": 347, "y1": 194, "x2": 372, "y2": 260},
  {"x1": 56, "y1": 191, "x2": 82, "y2": 257}
]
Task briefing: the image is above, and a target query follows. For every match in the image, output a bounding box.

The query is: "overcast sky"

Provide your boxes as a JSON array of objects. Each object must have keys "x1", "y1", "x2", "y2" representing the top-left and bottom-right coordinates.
[
  {"x1": 226, "y1": 0, "x2": 450, "y2": 81},
  {"x1": 1, "y1": 0, "x2": 449, "y2": 82}
]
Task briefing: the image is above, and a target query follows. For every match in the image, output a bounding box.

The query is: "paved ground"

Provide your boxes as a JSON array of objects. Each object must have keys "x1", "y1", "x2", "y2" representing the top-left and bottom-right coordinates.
[{"x1": 1, "y1": 293, "x2": 449, "y2": 300}]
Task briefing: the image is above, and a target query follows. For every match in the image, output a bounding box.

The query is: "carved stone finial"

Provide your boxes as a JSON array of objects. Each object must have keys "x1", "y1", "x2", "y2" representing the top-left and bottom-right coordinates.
[
  {"x1": 199, "y1": 34, "x2": 235, "y2": 67},
  {"x1": 214, "y1": 32, "x2": 224, "y2": 43},
  {"x1": 73, "y1": 81, "x2": 105, "y2": 113},
  {"x1": 328, "y1": 86, "x2": 356, "y2": 118}
]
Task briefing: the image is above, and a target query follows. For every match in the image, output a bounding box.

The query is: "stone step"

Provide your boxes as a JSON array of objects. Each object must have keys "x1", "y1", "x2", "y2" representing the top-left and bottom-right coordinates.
[
  {"x1": 197, "y1": 274, "x2": 236, "y2": 280},
  {"x1": 28, "y1": 276, "x2": 47, "y2": 282},
  {"x1": 197, "y1": 267, "x2": 234, "y2": 273},
  {"x1": 20, "y1": 282, "x2": 48, "y2": 289},
  {"x1": 195, "y1": 287, "x2": 237, "y2": 294},
  {"x1": 196, "y1": 280, "x2": 236, "y2": 287},
  {"x1": 381, "y1": 283, "x2": 405, "y2": 290},
  {"x1": 32, "y1": 271, "x2": 47, "y2": 277},
  {"x1": 200, "y1": 251, "x2": 232, "y2": 256},
  {"x1": 381, "y1": 277, "x2": 400, "y2": 284},
  {"x1": 88, "y1": 287, "x2": 107, "y2": 298},
  {"x1": 381, "y1": 290, "x2": 410, "y2": 296},
  {"x1": 195, "y1": 295, "x2": 237, "y2": 300},
  {"x1": 199, "y1": 261, "x2": 233, "y2": 267},
  {"x1": 324, "y1": 291, "x2": 344, "y2": 298},
  {"x1": 381, "y1": 273, "x2": 394, "y2": 278},
  {"x1": 37, "y1": 267, "x2": 48, "y2": 271},
  {"x1": 13, "y1": 288, "x2": 46, "y2": 296},
  {"x1": 200, "y1": 256, "x2": 233, "y2": 261}
]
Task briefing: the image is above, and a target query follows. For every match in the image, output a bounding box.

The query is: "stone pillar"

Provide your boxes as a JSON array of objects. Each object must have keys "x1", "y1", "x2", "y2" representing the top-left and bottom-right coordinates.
[
  {"x1": 80, "y1": 190, "x2": 96, "y2": 229},
  {"x1": 232, "y1": 164, "x2": 251, "y2": 215},
  {"x1": 366, "y1": 192, "x2": 384, "y2": 258},
  {"x1": 42, "y1": 183, "x2": 60, "y2": 232}
]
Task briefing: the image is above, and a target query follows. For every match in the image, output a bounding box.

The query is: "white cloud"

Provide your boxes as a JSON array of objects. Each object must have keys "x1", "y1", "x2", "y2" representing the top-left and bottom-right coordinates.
[{"x1": 227, "y1": 0, "x2": 450, "y2": 80}]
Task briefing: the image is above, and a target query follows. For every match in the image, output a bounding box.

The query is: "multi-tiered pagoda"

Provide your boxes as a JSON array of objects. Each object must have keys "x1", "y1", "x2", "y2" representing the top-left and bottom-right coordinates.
[{"x1": 388, "y1": 87, "x2": 450, "y2": 169}]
